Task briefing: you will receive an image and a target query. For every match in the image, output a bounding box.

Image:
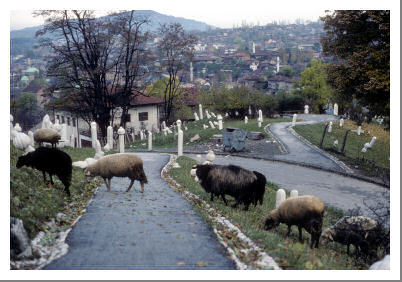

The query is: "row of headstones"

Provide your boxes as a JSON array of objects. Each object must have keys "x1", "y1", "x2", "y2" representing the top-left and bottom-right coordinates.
[
  {"x1": 10, "y1": 115, "x2": 35, "y2": 153},
  {"x1": 41, "y1": 114, "x2": 74, "y2": 147}
]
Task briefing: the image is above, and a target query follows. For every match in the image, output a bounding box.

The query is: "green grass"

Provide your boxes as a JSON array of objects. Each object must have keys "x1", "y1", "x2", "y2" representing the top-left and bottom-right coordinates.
[
  {"x1": 127, "y1": 117, "x2": 291, "y2": 150},
  {"x1": 10, "y1": 144, "x2": 103, "y2": 239},
  {"x1": 168, "y1": 156, "x2": 377, "y2": 270},
  {"x1": 293, "y1": 120, "x2": 390, "y2": 177}
]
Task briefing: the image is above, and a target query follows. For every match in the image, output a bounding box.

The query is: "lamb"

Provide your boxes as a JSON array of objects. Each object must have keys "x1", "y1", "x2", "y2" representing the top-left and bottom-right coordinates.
[
  {"x1": 84, "y1": 153, "x2": 148, "y2": 192},
  {"x1": 34, "y1": 128, "x2": 61, "y2": 148},
  {"x1": 16, "y1": 147, "x2": 72, "y2": 196},
  {"x1": 320, "y1": 216, "x2": 382, "y2": 256},
  {"x1": 194, "y1": 164, "x2": 265, "y2": 210},
  {"x1": 264, "y1": 195, "x2": 325, "y2": 248}
]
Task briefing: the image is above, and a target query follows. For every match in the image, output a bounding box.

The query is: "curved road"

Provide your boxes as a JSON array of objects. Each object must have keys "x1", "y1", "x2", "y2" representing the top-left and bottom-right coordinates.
[
  {"x1": 269, "y1": 114, "x2": 343, "y2": 172},
  {"x1": 44, "y1": 153, "x2": 235, "y2": 270}
]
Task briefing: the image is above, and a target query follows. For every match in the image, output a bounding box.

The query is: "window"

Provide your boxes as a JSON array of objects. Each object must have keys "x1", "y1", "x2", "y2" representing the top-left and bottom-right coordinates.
[
  {"x1": 67, "y1": 117, "x2": 71, "y2": 126},
  {"x1": 56, "y1": 115, "x2": 60, "y2": 122},
  {"x1": 61, "y1": 116, "x2": 65, "y2": 123},
  {"x1": 139, "y1": 112, "x2": 148, "y2": 121},
  {"x1": 127, "y1": 114, "x2": 131, "y2": 122},
  {"x1": 72, "y1": 118, "x2": 76, "y2": 127}
]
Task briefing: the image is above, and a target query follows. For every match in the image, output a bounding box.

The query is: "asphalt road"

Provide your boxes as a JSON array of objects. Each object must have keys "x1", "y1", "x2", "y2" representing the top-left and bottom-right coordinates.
[
  {"x1": 269, "y1": 114, "x2": 343, "y2": 172},
  {"x1": 43, "y1": 153, "x2": 235, "y2": 270}
]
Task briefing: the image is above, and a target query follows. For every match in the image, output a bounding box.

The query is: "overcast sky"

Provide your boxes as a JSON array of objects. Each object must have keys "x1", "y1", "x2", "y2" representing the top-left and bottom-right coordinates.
[{"x1": 9, "y1": 0, "x2": 397, "y2": 30}]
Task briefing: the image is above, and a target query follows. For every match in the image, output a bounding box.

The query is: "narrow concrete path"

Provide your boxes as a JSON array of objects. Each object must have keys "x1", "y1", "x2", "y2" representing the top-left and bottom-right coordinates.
[
  {"x1": 269, "y1": 114, "x2": 342, "y2": 172},
  {"x1": 186, "y1": 154, "x2": 389, "y2": 221},
  {"x1": 44, "y1": 153, "x2": 235, "y2": 270}
]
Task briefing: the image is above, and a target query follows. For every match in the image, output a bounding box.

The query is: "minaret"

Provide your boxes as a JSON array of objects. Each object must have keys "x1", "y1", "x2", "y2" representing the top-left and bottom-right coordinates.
[
  {"x1": 276, "y1": 56, "x2": 280, "y2": 73},
  {"x1": 190, "y1": 61, "x2": 193, "y2": 82}
]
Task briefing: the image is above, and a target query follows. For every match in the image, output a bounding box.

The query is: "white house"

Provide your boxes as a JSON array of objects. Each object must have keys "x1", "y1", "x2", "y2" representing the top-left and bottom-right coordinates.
[{"x1": 49, "y1": 90, "x2": 164, "y2": 147}]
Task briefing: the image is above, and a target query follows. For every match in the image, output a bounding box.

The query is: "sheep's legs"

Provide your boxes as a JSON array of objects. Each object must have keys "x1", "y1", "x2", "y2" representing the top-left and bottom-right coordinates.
[
  {"x1": 298, "y1": 226, "x2": 303, "y2": 241},
  {"x1": 140, "y1": 181, "x2": 144, "y2": 193},
  {"x1": 287, "y1": 225, "x2": 292, "y2": 236},
  {"x1": 221, "y1": 194, "x2": 228, "y2": 205},
  {"x1": 126, "y1": 179, "x2": 135, "y2": 192},
  {"x1": 42, "y1": 171, "x2": 47, "y2": 183},
  {"x1": 103, "y1": 178, "x2": 111, "y2": 192}
]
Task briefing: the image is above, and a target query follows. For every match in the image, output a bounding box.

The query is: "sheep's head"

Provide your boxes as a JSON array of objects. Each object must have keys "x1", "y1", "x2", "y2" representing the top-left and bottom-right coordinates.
[
  {"x1": 16, "y1": 153, "x2": 30, "y2": 168},
  {"x1": 320, "y1": 228, "x2": 335, "y2": 244},
  {"x1": 264, "y1": 212, "x2": 280, "y2": 230},
  {"x1": 84, "y1": 168, "x2": 94, "y2": 183}
]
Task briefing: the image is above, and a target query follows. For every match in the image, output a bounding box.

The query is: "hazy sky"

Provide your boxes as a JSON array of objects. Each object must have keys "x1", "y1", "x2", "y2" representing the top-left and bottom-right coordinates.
[{"x1": 9, "y1": 0, "x2": 396, "y2": 30}]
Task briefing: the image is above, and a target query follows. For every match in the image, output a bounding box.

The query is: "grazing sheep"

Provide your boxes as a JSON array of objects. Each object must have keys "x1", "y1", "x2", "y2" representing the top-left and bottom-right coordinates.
[
  {"x1": 34, "y1": 128, "x2": 61, "y2": 148},
  {"x1": 195, "y1": 164, "x2": 261, "y2": 210},
  {"x1": 321, "y1": 216, "x2": 381, "y2": 256},
  {"x1": 84, "y1": 153, "x2": 148, "y2": 192},
  {"x1": 264, "y1": 195, "x2": 325, "y2": 248},
  {"x1": 16, "y1": 147, "x2": 72, "y2": 196}
]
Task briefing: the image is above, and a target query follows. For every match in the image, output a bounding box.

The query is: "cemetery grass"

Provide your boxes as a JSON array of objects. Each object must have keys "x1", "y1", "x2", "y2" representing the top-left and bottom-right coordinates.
[
  {"x1": 293, "y1": 120, "x2": 390, "y2": 178},
  {"x1": 127, "y1": 117, "x2": 291, "y2": 150},
  {"x1": 168, "y1": 156, "x2": 372, "y2": 270},
  {"x1": 10, "y1": 144, "x2": 103, "y2": 239}
]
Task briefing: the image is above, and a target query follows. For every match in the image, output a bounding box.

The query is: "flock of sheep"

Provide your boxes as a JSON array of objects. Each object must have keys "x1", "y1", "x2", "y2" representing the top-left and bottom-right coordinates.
[{"x1": 14, "y1": 129, "x2": 386, "y2": 265}]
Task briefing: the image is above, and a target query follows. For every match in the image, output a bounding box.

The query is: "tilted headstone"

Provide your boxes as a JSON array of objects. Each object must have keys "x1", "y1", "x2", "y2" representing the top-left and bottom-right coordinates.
[
  {"x1": 194, "y1": 112, "x2": 199, "y2": 121},
  {"x1": 209, "y1": 121, "x2": 215, "y2": 129}
]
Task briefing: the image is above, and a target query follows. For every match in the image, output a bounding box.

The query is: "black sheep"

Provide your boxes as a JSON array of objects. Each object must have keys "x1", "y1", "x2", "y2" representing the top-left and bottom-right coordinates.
[
  {"x1": 195, "y1": 164, "x2": 263, "y2": 210},
  {"x1": 16, "y1": 147, "x2": 72, "y2": 196}
]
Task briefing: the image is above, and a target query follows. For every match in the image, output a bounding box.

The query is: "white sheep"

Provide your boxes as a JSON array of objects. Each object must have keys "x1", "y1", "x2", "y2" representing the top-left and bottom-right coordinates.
[
  {"x1": 34, "y1": 128, "x2": 61, "y2": 147},
  {"x1": 369, "y1": 255, "x2": 390, "y2": 270},
  {"x1": 84, "y1": 153, "x2": 148, "y2": 193}
]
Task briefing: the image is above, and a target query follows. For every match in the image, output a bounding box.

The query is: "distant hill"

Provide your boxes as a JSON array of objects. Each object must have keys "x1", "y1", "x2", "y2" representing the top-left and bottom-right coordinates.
[{"x1": 10, "y1": 10, "x2": 214, "y2": 40}]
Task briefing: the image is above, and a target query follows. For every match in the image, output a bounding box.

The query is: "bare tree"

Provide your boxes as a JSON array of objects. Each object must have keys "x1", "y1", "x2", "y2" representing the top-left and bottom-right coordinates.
[
  {"x1": 35, "y1": 10, "x2": 149, "y2": 136},
  {"x1": 157, "y1": 23, "x2": 196, "y2": 123}
]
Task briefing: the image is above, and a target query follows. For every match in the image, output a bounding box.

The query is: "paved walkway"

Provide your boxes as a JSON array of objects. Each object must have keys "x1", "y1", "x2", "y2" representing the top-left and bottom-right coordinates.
[
  {"x1": 268, "y1": 114, "x2": 343, "y2": 172},
  {"x1": 44, "y1": 153, "x2": 235, "y2": 270}
]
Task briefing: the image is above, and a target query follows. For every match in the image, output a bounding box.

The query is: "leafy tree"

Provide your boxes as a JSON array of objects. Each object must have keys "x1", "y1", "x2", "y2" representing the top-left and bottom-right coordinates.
[
  {"x1": 294, "y1": 60, "x2": 333, "y2": 113},
  {"x1": 279, "y1": 65, "x2": 294, "y2": 77},
  {"x1": 157, "y1": 23, "x2": 196, "y2": 123},
  {"x1": 320, "y1": 10, "x2": 390, "y2": 117},
  {"x1": 13, "y1": 93, "x2": 43, "y2": 130},
  {"x1": 35, "y1": 10, "x2": 149, "y2": 136}
]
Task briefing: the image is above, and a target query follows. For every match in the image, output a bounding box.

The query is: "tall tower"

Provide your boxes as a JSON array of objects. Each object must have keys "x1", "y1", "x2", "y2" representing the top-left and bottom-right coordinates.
[
  {"x1": 276, "y1": 56, "x2": 280, "y2": 73},
  {"x1": 190, "y1": 61, "x2": 193, "y2": 82}
]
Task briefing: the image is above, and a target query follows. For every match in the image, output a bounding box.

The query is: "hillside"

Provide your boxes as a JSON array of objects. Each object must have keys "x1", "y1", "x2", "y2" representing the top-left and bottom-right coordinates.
[{"x1": 10, "y1": 10, "x2": 214, "y2": 40}]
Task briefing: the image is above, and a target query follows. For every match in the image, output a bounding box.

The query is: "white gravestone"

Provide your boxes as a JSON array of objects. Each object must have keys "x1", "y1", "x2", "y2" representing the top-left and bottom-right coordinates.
[
  {"x1": 340, "y1": 118, "x2": 344, "y2": 127},
  {"x1": 209, "y1": 121, "x2": 215, "y2": 129},
  {"x1": 194, "y1": 112, "x2": 200, "y2": 121},
  {"x1": 333, "y1": 103, "x2": 338, "y2": 116},
  {"x1": 140, "y1": 130, "x2": 144, "y2": 140},
  {"x1": 90, "y1": 122, "x2": 97, "y2": 148},
  {"x1": 107, "y1": 125, "x2": 113, "y2": 150},
  {"x1": 328, "y1": 121, "x2": 333, "y2": 133},
  {"x1": 304, "y1": 105, "x2": 309, "y2": 114},
  {"x1": 245, "y1": 116, "x2": 248, "y2": 124},
  {"x1": 178, "y1": 128, "x2": 183, "y2": 156},
  {"x1": 199, "y1": 104, "x2": 203, "y2": 120},
  {"x1": 276, "y1": 189, "x2": 286, "y2": 208},
  {"x1": 118, "y1": 127, "x2": 125, "y2": 153},
  {"x1": 217, "y1": 115, "x2": 223, "y2": 130},
  {"x1": 248, "y1": 106, "x2": 252, "y2": 116},
  {"x1": 148, "y1": 131, "x2": 152, "y2": 151},
  {"x1": 290, "y1": 190, "x2": 298, "y2": 198},
  {"x1": 292, "y1": 114, "x2": 297, "y2": 127}
]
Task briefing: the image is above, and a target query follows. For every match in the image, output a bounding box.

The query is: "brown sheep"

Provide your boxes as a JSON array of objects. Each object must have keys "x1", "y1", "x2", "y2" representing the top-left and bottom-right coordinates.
[
  {"x1": 84, "y1": 153, "x2": 148, "y2": 192},
  {"x1": 264, "y1": 195, "x2": 325, "y2": 248},
  {"x1": 34, "y1": 128, "x2": 61, "y2": 148}
]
